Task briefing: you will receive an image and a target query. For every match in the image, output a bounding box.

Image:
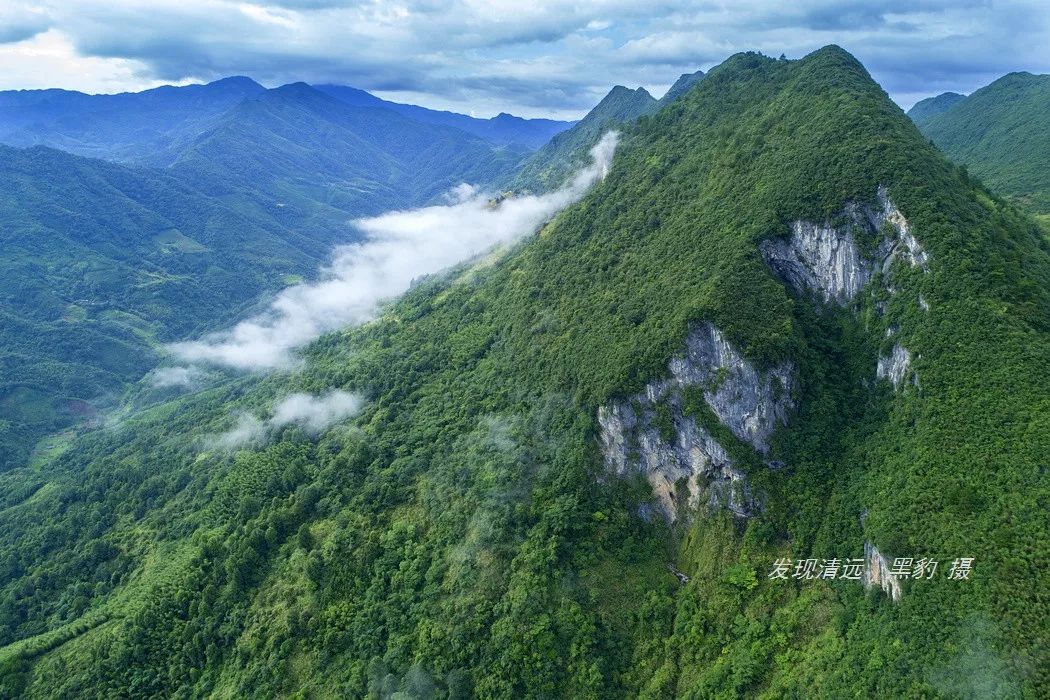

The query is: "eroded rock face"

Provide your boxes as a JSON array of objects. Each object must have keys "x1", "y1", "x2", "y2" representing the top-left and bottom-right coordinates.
[
  {"x1": 597, "y1": 323, "x2": 793, "y2": 521},
  {"x1": 760, "y1": 220, "x2": 872, "y2": 303},
  {"x1": 864, "y1": 541, "x2": 902, "y2": 601},
  {"x1": 670, "y1": 322, "x2": 794, "y2": 454},
  {"x1": 760, "y1": 186, "x2": 929, "y2": 304},
  {"x1": 877, "y1": 343, "x2": 916, "y2": 390}
]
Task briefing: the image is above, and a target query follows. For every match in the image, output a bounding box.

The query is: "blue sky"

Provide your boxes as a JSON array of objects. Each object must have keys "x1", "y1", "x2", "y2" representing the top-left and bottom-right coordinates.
[{"x1": 0, "y1": 1, "x2": 1047, "y2": 118}]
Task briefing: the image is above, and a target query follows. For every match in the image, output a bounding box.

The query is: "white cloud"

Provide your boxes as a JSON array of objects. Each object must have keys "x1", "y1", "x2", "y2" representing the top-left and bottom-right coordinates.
[
  {"x1": 170, "y1": 131, "x2": 619, "y2": 370},
  {"x1": 8, "y1": 1, "x2": 1045, "y2": 116},
  {"x1": 270, "y1": 390, "x2": 361, "y2": 433},
  {"x1": 212, "y1": 389, "x2": 362, "y2": 448},
  {"x1": 213, "y1": 413, "x2": 267, "y2": 449},
  {"x1": 150, "y1": 365, "x2": 206, "y2": 388},
  {"x1": 0, "y1": 29, "x2": 190, "y2": 93}
]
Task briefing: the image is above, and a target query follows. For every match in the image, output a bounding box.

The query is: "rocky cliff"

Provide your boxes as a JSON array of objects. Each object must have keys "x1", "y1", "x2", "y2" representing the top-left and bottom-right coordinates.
[
  {"x1": 597, "y1": 323, "x2": 793, "y2": 521},
  {"x1": 760, "y1": 186, "x2": 929, "y2": 304}
]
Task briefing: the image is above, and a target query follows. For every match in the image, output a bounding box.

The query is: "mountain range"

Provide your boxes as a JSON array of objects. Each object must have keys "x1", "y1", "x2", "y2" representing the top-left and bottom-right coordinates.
[
  {"x1": 509, "y1": 69, "x2": 704, "y2": 193},
  {"x1": 908, "y1": 72, "x2": 1050, "y2": 217},
  {"x1": 0, "y1": 78, "x2": 546, "y2": 471},
  {"x1": 0, "y1": 77, "x2": 574, "y2": 161},
  {"x1": 0, "y1": 46, "x2": 1045, "y2": 698}
]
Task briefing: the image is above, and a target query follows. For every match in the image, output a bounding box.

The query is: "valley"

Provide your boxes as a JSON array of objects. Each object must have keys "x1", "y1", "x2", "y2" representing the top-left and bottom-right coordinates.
[{"x1": 0, "y1": 29, "x2": 1045, "y2": 700}]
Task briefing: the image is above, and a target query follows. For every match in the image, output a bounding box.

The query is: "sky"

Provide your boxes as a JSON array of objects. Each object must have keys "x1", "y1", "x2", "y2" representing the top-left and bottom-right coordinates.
[{"x1": 0, "y1": 1, "x2": 1047, "y2": 118}]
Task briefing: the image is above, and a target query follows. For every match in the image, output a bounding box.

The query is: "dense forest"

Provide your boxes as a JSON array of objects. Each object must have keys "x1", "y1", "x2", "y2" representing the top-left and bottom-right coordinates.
[
  {"x1": 912, "y1": 72, "x2": 1050, "y2": 216},
  {"x1": 0, "y1": 46, "x2": 1046, "y2": 699},
  {"x1": 0, "y1": 82, "x2": 531, "y2": 471}
]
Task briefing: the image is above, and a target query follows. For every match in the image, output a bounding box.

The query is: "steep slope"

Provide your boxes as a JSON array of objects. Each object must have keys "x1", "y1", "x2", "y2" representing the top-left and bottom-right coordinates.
[
  {"x1": 0, "y1": 144, "x2": 343, "y2": 470},
  {"x1": 0, "y1": 77, "x2": 266, "y2": 165},
  {"x1": 915, "y1": 72, "x2": 1050, "y2": 213},
  {"x1": 906, "y1": 91, "x2": 965, "y2": 126},
  {"x1": 315, "y1": 83, "x2": 575, "y2": 148},
  {"x1": 172, "y1": 83, "x2": 529, "y2": 222},
  {"x1": 0, "y1": 82, "x2": 530, "y2": 470},
  {"x1": 509, "y1": 85, "x2": 658, "y2": 192},
  {"x1": 0, "y1": 46, "x2": 1047, "y2": 699},
  {"x1": 657, "y1": 69, "x2": 705, "y2": 106}
]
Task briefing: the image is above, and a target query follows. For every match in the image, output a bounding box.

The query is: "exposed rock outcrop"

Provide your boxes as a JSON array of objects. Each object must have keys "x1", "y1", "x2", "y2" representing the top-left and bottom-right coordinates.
[
  {"x1": 597, "y1": 323, "x2": 794, "y2": 521},
  {"x1": 670, "y1": 323, "x2": 793, "y2": 454},
  {"x1": 863, "y1": 541, "x2": 902, "y2": 601},
  {"x1": 760, "y1": 186, "x2": 929, "y2": 305},
  {"x1": 876, "y1": 342, "x2": 916, "y2": 390}
]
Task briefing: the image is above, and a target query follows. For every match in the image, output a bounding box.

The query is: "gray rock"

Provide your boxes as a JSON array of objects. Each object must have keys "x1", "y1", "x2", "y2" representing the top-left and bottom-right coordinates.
[
  {"x1": 669, "y1": 323, "x2": 793, "y2": 454},
  {"x1": 877, "y1": 342, "x2": 916, "y2": 390},
  {"x1": 597, "y1": 323, "x2": 794, "y2": 522},
  {"x1": 863, "y1": 541, "x2": 902, "y2": 601},
  {"x1": 760, "y1": 186, "x2": 929, "y2": 304}
]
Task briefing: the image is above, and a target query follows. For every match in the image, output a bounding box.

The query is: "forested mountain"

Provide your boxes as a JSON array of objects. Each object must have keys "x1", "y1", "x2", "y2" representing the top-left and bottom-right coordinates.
[
  {"x1": 910, "y1": 72, "x2": 1050, "y2": 214},
  {"x1": 657, "y1": 69, "x2": 706, "y2": 106},
  {"x1": 315, "y1": 84, "x2": 575, "y2": 148},
  {"x1": 169, "y1": 82, "x2": 530, "y2": 223},
  {"x1": 509, "y1": 70, "x2": 706, "y2": 194},
  {"x1": 509, "y1": 85, "x2": 658, "y2": 192},
  {"x1": 0, "y1": 81, "x2": 530, "y2": 471},
  {"x1": 0, "y1": 77, "x2": 266, "y2": 165},
  {"x1": 0, "y1": 45, "x2": 1045, "y2": 699},
  {"x1": 906, "y1": 91, "x2": 965, "y2": 126},
  {"x1": 0, "y1": 144, "x2": 339, "y2": 470}
]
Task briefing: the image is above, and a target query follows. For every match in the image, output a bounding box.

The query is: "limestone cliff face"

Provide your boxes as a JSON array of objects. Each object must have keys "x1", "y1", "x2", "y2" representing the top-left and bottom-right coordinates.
[
  {"x1": 602, "y1": 189, "x2": 928, "y2": 522},
  {"x1": 877, "y1": 342, "x2": 916, "y2": 390},
  {"x1": 597, "y1": 323, "x2": 793, "y2": 521},
  {"x1": 761, "y1": 186, "x2": 928, "y2": 390},
  {"x1": 864, "y1": 541, "x2": 902, "y2": 601},
  {"x1": 759, "y1": 186, "x2": 929, "y2": 304},
  {"x1": 669, "y1": 323, "x2": 793, "y2": 454}
]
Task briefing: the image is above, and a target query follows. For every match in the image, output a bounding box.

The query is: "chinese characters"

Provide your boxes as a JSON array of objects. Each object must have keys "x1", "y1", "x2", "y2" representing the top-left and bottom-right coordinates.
[{"x1": 769, "y1": 557, "x2": 973, "y2": 581}]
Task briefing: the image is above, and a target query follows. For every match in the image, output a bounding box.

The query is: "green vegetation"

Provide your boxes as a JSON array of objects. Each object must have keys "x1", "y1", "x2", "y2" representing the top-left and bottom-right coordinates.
[
  {"x1": 913, "y1": 73, "x2": 1050, "y2": 213},
  {"x1": 0, "y1": 143, "x2": 334, "y2": 470},
  {"x1": 508, "y1": 85, "x2": 658, "y2": 193},
  {"x1": 657, "y1": 69, "x2": 706, "y2": 107},
  {"x1": 0, "y1": 81, "x2": 528, "y2": 470},
  {"x1": 508, "y1": 70, "x2": 705, "y2": 195},
  {"x1": 0, "y1": 45, "x2": 1046, "y2": 698},
  {"x1": 906, "y1": 91, "x2": 965, "y2": 126}
]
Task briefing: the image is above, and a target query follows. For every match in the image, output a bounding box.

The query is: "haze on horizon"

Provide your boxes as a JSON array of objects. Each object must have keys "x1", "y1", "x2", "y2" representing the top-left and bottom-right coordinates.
[{"x1": 0, "y1": 1, "x2": 1048, "y2": 119}]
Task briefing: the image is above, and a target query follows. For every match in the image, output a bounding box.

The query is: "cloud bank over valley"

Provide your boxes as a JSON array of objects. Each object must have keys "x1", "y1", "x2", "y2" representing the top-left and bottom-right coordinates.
[{"x1": 169, "y1": 131, "x2": 619, "y2": 371}]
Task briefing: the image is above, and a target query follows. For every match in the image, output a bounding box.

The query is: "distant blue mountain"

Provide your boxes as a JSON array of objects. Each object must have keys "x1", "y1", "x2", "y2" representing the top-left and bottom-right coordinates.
[
  {"x1": 0, "y1": 77, "x2": 575, "y2": 162},
  {"x1": 314, "y1": 84, "x2": 575, "y2": 148},
  {"x1": 0, "y1": 76, "x2": 266, "y2": 164},
  {"x1": 170, "y1": 81, "x2": 530, "y2": 223}
]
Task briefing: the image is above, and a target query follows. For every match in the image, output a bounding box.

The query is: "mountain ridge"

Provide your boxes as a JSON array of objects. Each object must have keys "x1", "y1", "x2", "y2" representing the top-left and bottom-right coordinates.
[
  {"x1": 911, "y1": 71, "x2": 1050, "y2": 213},
  {"x1": 906, "y1": 90, "x2": 965, "y2": 125},
  {"x1": 0, "y1": 44, "x2": 1044, "y2": 698}
]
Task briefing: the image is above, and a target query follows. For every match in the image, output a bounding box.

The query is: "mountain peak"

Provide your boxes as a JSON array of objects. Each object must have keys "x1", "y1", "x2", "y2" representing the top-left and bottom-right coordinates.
[
  {"x1": 659, "y1": 69, "x2": 705, "y2": 105},
  {"x1": 907, "y1": 91, "x2": 967, "y2": 125},
  {"x1": 205, "y1": 75, "x2": 264, "y2": 92},
  {"x1": 261, "y1": 81, "x2": 334, "y2": 105}
]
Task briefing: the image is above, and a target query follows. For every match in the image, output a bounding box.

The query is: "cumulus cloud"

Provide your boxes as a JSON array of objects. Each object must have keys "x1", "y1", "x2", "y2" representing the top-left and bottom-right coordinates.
[
  {"x1": 0, "y1": 4, "x2": 50, "y2": 44},
  {"x1": 212, "y1": 390, "x2": 362, "y2": 448},
  {"x1": 170, "y1": 131, "x2": 618, "y2": 371},
  {"x1": 3, "y1": 1, "x2": 1047, "y2": 115}
]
